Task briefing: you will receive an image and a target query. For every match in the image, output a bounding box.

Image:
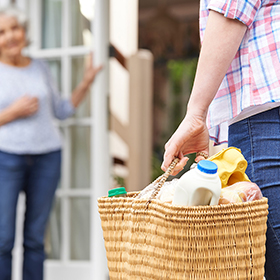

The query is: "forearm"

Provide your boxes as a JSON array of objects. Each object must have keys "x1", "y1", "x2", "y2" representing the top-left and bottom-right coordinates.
[
  {"x1": 71, "y1": 80, "x2": 91, "y2": 108},
  {"x1": 187, "y1": 10, "x2": 247, "y2": 119},
  {"x1": 0, "y1": 107, "x2": 18, "y2": 126}
]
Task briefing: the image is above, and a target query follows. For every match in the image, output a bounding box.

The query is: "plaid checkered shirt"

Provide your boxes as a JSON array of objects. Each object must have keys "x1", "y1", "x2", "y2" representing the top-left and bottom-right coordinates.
[{"x1": 200, "y1": 0, "x2": 280, "y2": 144}]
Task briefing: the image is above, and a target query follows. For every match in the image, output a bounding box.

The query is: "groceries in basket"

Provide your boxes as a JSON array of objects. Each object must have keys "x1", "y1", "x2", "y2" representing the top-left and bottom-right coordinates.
[
  {"x1": 208, "y1": 146, "x2": 250, "y2": 188},
  {"x1": 137, "y1": 160, "x2": 222, "y2": 206},
  {"x1": 136, "y1": 147, "x2": 263, "y2": 207},
  {"x1": 172, "y1": 160, "x2": 221, "y2": 206},
  {"x1": 218, "y1": 181, "x2": 263, "y2": 204},
  {"x1": 108, "y1": 187, "x2": 127, "y2": 197},
  {"x1": 136, "y1": 178, "x2": 178, "y2": 203}
]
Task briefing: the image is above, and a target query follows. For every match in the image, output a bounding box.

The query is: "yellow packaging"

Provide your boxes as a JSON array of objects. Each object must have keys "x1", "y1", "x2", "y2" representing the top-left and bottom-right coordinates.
[{"x1": 208, "y1": 147, "x2": 250, "y2": 188}]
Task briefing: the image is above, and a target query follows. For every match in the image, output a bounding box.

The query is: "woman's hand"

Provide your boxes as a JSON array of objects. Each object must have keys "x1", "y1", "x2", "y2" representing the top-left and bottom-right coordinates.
[
  {"x1": 161, "y1": 113, "x2": 209, "y2": 175},
  {"x1": 71, "y1": 52, "x2": 102, "y2": 107},
  {"x1": 9, "y1": 95, "x2": 39, "y2": 118},
  {"x1": 0, "y1": 95, "x2": 39, "y2": 126},
  {"x1": 82, "y1": 52, "x2": 103, "y2": 87}
]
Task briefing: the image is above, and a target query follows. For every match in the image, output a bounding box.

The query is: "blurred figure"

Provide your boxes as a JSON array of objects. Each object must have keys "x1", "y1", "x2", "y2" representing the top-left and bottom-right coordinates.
[{"x1": 0, "y1": 5, "x2": 101, "y2": 280}]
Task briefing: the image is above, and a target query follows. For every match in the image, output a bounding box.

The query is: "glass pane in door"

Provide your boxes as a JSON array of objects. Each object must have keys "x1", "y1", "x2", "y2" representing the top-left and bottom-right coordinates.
[
  {"x1": 46, "y1": 59, "x2": 62, "y2": 92},
  {"x1": 70, "y1": 198, "x2": 90, "y2": 260},
  {"x1": 72, "y1": 56, "x2": 91, "y2": 118},
  {"x1": 71, "y1": 0, "x2": 92, "y2": 46},
  {"x1": 46, "y1": 197, "x2": 61, "y2": 260},
  {"x1": 70, "y1": 126, "x2": 91, "y2": 189},
  {"x1": 42, "y1": 0, "x2": 62, "y2": 49}
]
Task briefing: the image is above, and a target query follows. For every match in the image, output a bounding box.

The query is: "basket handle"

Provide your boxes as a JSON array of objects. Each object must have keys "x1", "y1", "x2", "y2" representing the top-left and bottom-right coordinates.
[{"x1": 145, "y1": 157, "x2": 179, "y2": 207}]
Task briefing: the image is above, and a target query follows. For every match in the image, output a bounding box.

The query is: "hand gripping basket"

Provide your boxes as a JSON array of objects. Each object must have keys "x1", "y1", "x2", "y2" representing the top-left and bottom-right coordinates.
[{"x1": 98, "y1": 159, "x2": 268, "y2": 280}]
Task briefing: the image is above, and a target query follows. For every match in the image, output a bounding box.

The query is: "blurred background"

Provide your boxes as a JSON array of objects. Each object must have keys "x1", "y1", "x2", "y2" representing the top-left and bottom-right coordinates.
[{"x1": 0, "y1": 0, "x2": 225, "y2": 279}]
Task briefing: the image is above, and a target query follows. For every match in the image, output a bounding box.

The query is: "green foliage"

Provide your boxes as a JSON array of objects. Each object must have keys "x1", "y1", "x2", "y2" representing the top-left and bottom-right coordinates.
[
  {"x1": 114, "y1": 175, "x2": 125, "y2": 188},
  {"x1": 151, "y1": 152, "x2": 164, "y2": 181},
  {"x1": 152, "y1": 58, "x2": 198, "y2": 181},
  {"x1": 167, "y1": 58, "x2": 198, "y2": 131},
  {"x1": 167, "y1": 58, "x2": 198, "y2": 88},
  {"x1": 168, "y1": 60, "x2": 186, "y2": 84},
  {"x1": 184, "y1": 58, "x2": 198, "y2": 89}
]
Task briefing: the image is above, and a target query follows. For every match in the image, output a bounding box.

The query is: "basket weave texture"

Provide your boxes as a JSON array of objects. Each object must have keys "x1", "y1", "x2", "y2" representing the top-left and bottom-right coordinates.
[
  {"x1": 98, "y1": 160, "x2": 268, "y2": 280},
  {"x1": 98, "y1": 194, "x2": 268, "y2": 280}
]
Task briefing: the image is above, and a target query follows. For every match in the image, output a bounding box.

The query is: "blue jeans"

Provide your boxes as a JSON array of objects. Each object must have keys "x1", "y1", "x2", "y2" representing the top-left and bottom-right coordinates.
[
  {"x1": 0, "y1": 150, "x2": 61, "y2": 280},
  {"x1": 228, "y1": 107, "x2": 280, "y2": 280}
]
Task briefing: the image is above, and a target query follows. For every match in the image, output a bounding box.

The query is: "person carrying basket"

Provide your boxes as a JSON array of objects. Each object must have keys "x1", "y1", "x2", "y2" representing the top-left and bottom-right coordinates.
[{"x1": 161, "y1": 0, "x2": 280, "y2": 279}]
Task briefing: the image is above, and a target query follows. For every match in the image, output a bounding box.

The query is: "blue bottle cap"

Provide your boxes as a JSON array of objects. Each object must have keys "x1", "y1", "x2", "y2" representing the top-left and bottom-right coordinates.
[{"x1": 197, "y1": 160, "x2": 218, "y2": 174}]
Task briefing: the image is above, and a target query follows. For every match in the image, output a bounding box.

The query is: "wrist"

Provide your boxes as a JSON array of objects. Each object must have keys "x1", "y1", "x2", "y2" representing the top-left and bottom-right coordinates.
[
  {"x1": 81, "y1": 77, "x2": 91, "y2": 90},
  {"x1": 186, "y1": 102, "x2": 208, "y2": 121},
  {"x1": 7, "y1": 105, "x2": 21, "y2": 119},
  {"x1": 0, "y1": 106, "x2": 19, "y2": 126}
]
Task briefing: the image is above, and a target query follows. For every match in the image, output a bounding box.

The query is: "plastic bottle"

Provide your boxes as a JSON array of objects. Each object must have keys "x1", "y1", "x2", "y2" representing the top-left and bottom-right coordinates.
[
  {"x1": 172, "y1": 160, "x2": 221, "y2": 206},
  {"x1": 108, "y1": 187, "x2": 127, "y2": 197}
]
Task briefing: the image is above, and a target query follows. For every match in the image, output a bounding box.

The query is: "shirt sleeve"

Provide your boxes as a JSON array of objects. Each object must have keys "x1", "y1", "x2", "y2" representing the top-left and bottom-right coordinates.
[
  {"x1": 207, "y1": 0, "x2": 261, "y2": 28},
  {"x1": 39, "y1": 60, "x2": 75, "y2": 120}
]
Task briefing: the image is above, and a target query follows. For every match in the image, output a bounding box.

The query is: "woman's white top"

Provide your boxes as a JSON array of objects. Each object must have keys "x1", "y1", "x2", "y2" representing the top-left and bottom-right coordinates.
[{"x1": 0, "y1": 59, "x2": 75, "y2": 154}]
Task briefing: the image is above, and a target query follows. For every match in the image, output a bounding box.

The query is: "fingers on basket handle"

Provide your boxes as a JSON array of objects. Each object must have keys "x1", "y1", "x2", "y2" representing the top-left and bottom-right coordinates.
[
  {"x1": 164, "y1": 157, "x2": 180, "y2": 178},
  {"x1": 146, "y1": 158, "x2": 180, "y2": 207}
]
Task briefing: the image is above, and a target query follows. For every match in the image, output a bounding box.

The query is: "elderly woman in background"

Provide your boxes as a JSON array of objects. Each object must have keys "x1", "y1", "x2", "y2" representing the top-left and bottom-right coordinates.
[{"x1": 0, "y1": 5, "x2": 101, "y2": 280}]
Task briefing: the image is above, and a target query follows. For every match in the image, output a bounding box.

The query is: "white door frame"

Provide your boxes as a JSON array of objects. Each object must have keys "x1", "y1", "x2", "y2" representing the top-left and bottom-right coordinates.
[{"x1": 91, "y1": 0, "x2": 110, "y2": 279}]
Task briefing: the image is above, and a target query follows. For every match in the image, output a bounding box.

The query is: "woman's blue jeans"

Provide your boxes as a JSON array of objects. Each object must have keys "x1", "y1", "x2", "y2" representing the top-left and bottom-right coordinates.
[
  {"x1": 228, "y1": 106, "x2": 280, "y2": 280},
  {"x1": 0, "y1": 150, "x2": 61, "y2": 280}
]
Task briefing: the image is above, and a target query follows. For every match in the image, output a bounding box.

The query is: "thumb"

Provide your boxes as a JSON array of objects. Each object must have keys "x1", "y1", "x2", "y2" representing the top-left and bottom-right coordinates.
[{"x1": 161, "y1": 141, "x2": 181, "y2": 172}]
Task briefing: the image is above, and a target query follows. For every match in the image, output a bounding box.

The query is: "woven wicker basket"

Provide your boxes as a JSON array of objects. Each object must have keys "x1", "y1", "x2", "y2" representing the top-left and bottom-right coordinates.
[{"x1": 98, "y1": 160, "x2": 268, "y2": 280}]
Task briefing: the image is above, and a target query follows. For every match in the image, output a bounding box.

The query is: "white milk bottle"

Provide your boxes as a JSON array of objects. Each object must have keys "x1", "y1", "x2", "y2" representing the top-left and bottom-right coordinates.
[{"x1": 172, "y1": 160, "x2": 221, "y2": 206}]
